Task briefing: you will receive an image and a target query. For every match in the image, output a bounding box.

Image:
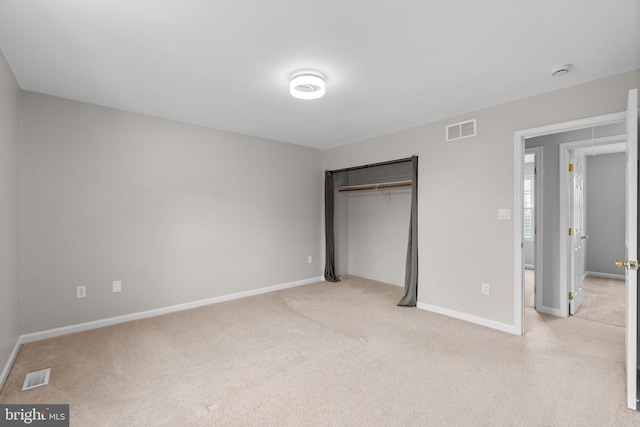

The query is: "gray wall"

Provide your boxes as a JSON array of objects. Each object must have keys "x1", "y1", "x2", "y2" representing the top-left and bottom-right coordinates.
[
  {"x1": 19, "y1": 92, "x2": 323, "y2": 333},
  {"x1": 0, "y1": 50, "x2": 20, "y2": 381},
  {"x1": 586, "y1": 153, "x2": 626, "y2": 276},
  {"x1": 323, "y1": 70, "x2": 640, "y2": 326},
  {"x1": 347, "y1": 189, "x2": 411, "y2": 286}
]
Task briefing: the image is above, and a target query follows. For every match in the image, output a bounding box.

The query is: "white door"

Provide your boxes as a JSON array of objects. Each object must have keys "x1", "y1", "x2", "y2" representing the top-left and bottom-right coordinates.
[
  {"x1": 569, "y1": 150, "x2": 586, "y2": 314},
  {"x1": 624, "y1": 88, "x2": 638, "y2": 410}
]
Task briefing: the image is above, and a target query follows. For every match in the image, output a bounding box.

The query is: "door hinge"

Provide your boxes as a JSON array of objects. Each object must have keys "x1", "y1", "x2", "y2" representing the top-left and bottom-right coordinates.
[
  {"x1": 568, "y1": 228, "x2": 573, "y2": 236},
  {"x1": 568, "y1": 163, "x2": 574, "y2": 172},
  {"x1": 568, "y1": 292, "x2": 574, "y2": 301}
]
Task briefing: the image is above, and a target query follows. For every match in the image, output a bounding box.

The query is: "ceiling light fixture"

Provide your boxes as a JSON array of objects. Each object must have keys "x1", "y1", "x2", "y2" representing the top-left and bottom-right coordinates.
[
  {"x1": 290, "y1": 72, "x2": 325, "y2": 100},
  {"x1": 551, "y1": 64, "x2": 572, "y2": 77}
]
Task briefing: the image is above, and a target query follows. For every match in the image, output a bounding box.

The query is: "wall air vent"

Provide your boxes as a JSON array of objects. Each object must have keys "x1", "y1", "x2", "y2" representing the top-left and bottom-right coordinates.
[
  {"x1": 22, "y1": 368, "x2": 51, "y2": 391},
  {"x1": 446, "y1": 119, "x2": 477, "y2": 141}
]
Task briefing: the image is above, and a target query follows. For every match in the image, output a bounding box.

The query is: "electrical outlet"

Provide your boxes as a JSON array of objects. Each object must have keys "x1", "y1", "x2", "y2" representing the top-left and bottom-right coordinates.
[
  {"x1": 76, "y1": 286, "x2": 86, "y2": 299},
  {"x1": 307, "y1": 256, "x2": 313, "y2": 264},
  {"x1": 112, "y1": 280, "x2": 122, "y2": 293},
  {"x1": 482, "y1": 283, "x2": 490, "y2": 295}
]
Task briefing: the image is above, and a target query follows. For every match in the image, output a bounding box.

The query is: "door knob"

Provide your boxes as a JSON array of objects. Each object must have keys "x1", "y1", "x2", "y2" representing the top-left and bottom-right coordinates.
[{"x1": 616, "y1": 260, "x2": 638, "y2": 270}]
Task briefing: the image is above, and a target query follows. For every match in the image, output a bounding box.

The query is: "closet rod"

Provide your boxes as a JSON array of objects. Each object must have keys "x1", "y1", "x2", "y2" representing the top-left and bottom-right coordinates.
[{"x1": 338, "y1": 181, "x2": 412, "y2": 192}]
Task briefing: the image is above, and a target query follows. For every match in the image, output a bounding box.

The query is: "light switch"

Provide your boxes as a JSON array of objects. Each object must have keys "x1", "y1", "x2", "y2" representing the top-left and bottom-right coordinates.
[{"x1": 498, "y1": 209, "x2": 511, "y2": 220}]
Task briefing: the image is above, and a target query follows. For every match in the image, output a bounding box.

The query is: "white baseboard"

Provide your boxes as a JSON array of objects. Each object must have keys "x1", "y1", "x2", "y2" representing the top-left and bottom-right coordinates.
[
  {"x1": 585, "y1": 271, "x2": 625, "y2": 280},
  {"x1": 1, "y1": 276, "x2": 323, "y2": 390},
  {"x1": 416, "y1": 302, "x2": 518, "y2": 335},
  {"x1": 20, "y1": 276, "x2": 324, "y2": 344}
]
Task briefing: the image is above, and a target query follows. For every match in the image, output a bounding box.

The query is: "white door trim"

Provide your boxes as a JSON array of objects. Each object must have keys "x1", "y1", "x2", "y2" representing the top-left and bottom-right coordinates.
[
  {"x1": 525, "y1": 146, "x2": 544, "y2": 312},
  {"x1": 513, "y1": 111, "x2": 626, "y2": 335}
]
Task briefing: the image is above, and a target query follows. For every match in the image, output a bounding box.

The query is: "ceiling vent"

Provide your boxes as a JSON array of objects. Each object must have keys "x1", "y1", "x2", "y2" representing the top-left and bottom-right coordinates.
[
  {"x1": 22, "y1": 368, "x2": 51, "y2": 391},
  {"x1": 446, "y1": 119, "x2": 477, "y2": 142}
]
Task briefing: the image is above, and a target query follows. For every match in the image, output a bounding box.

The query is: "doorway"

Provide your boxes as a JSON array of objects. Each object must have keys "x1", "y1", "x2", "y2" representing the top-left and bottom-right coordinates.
[
  {"x1": 522, "y1": 141, "x2": 626, "y2": 320},
  {"x1": 516, "y1": 117, "x2": 627, "y2": 324},
  {"x1": 514, "y1": 89, "x2": 638, "y2": 410},
  {"x1": 561, "y1": 142, "x2": 627, "y2": 319}
]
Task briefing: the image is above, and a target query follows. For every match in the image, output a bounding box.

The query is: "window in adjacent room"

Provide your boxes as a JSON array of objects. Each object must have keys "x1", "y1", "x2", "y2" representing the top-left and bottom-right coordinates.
[{"x1": 524, "y1": 176, "x2": 534, "y2": 240}]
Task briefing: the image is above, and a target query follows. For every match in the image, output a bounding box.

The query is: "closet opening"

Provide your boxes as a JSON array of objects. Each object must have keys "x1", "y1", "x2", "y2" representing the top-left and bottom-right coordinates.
[{"x1": 324, "y1": 156, "x2": 418, "y2": 306}]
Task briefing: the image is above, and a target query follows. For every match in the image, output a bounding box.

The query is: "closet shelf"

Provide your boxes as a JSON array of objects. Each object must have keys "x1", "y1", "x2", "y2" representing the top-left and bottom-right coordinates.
[{"x1": 338, "y1": 180, "x2": 412, "y2": 193}]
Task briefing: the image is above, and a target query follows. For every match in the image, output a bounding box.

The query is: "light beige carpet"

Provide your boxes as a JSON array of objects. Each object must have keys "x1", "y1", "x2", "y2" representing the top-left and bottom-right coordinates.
[
  {"x1": 1, "y1": 275, "x2": 639, "y2": 426},
  {"x1": 524, "y1": 269, "x2": 625, "y2": 327},
  {"x1": 524, "y1": 268, "x2": 535, "y2": 309},
  {"x1": 574, "y1": 275, "x2": 626, "y2": 327}
]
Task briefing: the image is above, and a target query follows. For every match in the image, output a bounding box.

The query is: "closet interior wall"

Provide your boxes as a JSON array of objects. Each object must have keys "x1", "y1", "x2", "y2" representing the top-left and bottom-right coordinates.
[{"x1": 332, "y1": 161, "x2": 412, "y2": 286}]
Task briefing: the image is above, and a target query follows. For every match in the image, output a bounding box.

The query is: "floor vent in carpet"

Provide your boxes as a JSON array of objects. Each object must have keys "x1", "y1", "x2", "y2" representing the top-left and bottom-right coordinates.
[{"x1": 22, "y1": 368, "x2": 51, "y2": 391}]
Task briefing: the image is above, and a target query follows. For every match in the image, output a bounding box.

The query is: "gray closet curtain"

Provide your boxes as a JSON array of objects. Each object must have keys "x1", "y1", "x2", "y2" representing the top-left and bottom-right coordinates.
[
  {"x1": 324, "y1": 171, "x2": 339, "y2": 282},
  {"x1": 398, "y1": 156, "x2": 418, "y2": 306}
]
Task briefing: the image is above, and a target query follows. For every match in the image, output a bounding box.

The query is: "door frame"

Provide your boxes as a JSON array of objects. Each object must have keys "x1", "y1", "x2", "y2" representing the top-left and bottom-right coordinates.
[
  {"x1": 624, "y1": 88, "x2": 638, "y2": 410},
  {"x1": 524, "y1": 146, "x2": 544, "y2": 312},
  {"x1": 513, "y1": 111, "x2": 627, "y2": 334}
]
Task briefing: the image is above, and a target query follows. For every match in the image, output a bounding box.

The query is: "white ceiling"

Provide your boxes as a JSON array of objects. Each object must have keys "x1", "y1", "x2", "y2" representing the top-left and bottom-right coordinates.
[{"x1": 0, "y1": 0, "x2": 638, "y2": 149}]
